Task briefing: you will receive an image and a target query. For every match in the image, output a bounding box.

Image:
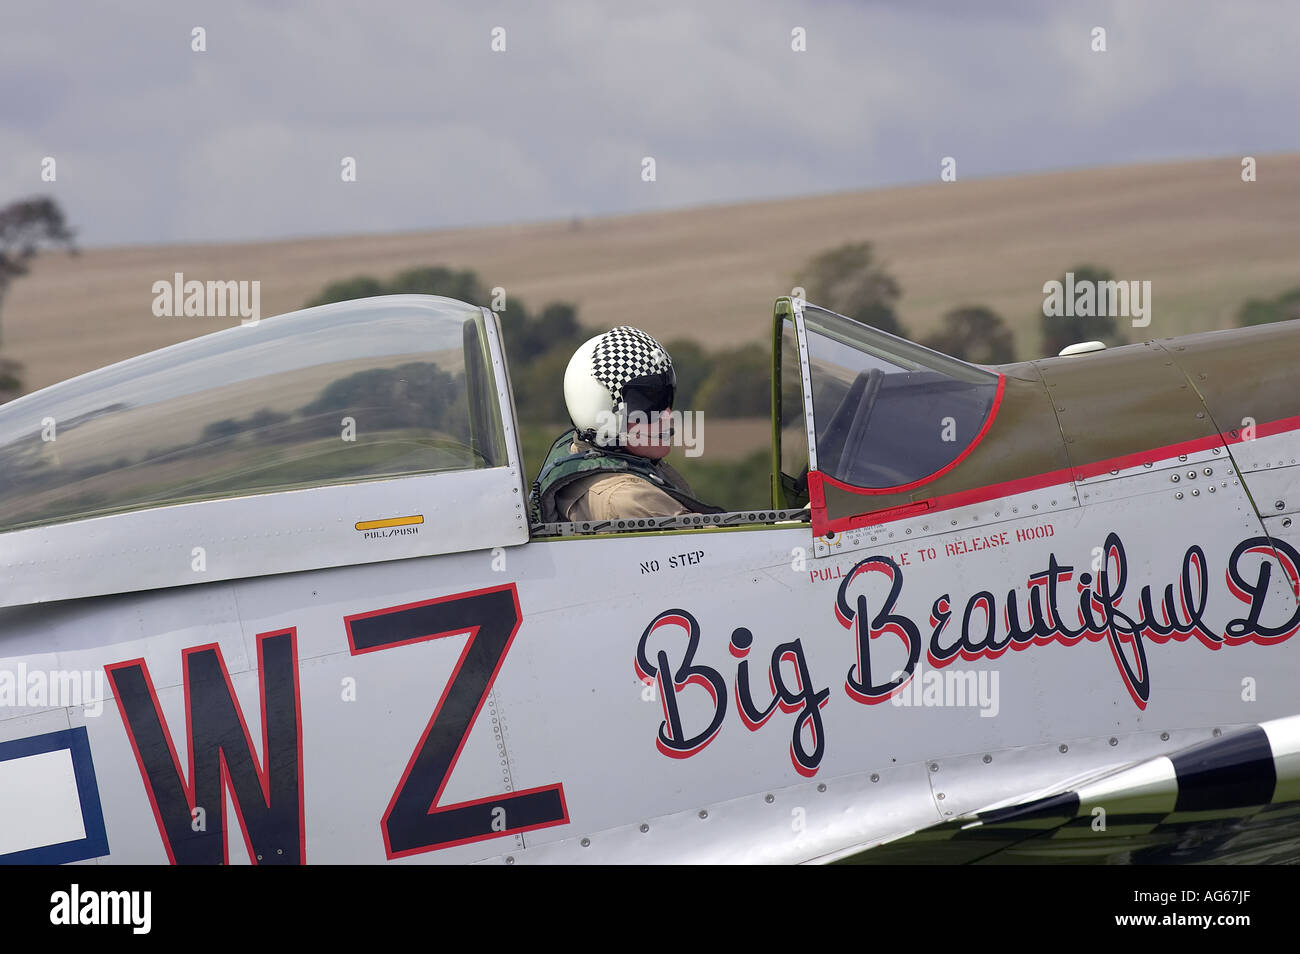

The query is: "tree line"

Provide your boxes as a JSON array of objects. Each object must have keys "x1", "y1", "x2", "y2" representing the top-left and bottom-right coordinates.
[{"x1": 1, "y1": 196, "x2": 1298, "y2": 416}]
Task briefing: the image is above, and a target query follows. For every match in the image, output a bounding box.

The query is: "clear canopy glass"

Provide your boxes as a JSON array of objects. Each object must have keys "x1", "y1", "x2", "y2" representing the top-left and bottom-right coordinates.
[
  {"x1": 801, "y1": 303, "x2": 999, "y2": 489},
  {"x1": 0, "y1": 297, "x2": 507, "y2": 532}
]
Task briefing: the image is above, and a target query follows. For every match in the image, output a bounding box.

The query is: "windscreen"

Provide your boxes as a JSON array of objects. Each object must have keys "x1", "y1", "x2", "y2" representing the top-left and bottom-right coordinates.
[{"x1": 802, "y1": 304, "x2": 999, "y2": 489}]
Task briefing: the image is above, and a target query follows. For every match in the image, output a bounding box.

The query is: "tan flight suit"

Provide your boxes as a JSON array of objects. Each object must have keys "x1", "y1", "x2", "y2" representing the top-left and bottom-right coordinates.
[{"x1": 553, "y1": 439, "x2": 702, "y2": 521}]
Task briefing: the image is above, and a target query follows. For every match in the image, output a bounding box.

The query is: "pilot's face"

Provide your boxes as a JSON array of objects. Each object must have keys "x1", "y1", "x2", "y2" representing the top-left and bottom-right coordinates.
[{"x1": 624, "y1": 407, "x2": 673, "y2": 460}]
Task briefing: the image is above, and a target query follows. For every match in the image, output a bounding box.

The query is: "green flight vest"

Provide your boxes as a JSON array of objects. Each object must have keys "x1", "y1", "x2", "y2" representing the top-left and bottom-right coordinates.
[{"x1": 530, "y1": 428, "x2": 723, "y2": 523}]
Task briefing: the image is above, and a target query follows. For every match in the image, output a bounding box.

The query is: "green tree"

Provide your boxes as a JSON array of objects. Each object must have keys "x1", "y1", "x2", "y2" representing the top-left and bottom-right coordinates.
[
  {"x1": 0, "y1": 196, "x2": 78, "y2": 348},
  {"x1": 300, "y1": 361, "x2": 467, "y2": 437},
  {"x1": 387, "y1": 265, "x2": 484, "y2": 301},
  {"x1": 305, "y1": 265, "x2": 487, "y2": 309},
  {"x1": 793, "y1": 241, "x2": 906, "y2": 337},
  {"x1": 502, "y1": 300, "x2": 584, "y2": 364},
  {"x1": 921, "y1": 306, "x2": 1016, "y2": 364},
  {"x1": 534, "y1": 302, "x2": 581, "y2": 345},
  {"x1": 1237, "y1": 287, "x2": 1300, "y2": 327},
  {"x1": 662, "y1": 338, "x2": 713, "y2": 410},
  {"x1": 693, "y1": 343, "x2": 769, "y2": 416},
  {"x1": 303, "y1": 266, "x2": 590, "y2": 438},
  {"x1": 0, "y1": 357, "x2": 23, "y2": 404},
  {"x1": 509, "y1": 349, "x2": 572, "y2": 426},
  {"x1": 200, "y1": 418, "x2": 243, "y2": 443},
  {"x1": 302, "y1": 275, "x2": 385, "y2": 307},
  {"x1": 1039, "y1": 264, "x2": 1129, "y2": 357}
]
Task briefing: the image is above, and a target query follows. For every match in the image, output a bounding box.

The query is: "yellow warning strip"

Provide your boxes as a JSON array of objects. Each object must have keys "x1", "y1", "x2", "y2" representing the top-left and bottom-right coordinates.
[{"x1": 355, "y1": 515, "x2": 425, "y2": 531}]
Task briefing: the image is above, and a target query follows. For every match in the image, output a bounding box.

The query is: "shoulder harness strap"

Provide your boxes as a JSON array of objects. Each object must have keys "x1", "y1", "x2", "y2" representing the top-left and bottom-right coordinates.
[{"x1": 531, "y1": 429, "x2": 723, "y2": 522}]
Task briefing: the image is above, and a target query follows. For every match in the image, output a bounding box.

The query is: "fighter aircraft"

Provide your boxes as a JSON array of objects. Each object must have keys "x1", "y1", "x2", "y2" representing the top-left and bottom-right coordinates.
[{"x1": 1, "y1": 293, "x2": 1298, "y2": 864}]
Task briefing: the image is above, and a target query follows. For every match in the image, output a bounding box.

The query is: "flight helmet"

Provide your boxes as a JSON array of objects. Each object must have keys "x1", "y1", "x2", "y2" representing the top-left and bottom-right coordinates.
[{"x1": 563, "y1": 326, "x2": 676, "y2": 447}]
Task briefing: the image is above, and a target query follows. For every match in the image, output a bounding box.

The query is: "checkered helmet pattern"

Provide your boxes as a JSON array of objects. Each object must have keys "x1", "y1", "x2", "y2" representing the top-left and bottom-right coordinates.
[{"x1": 590, "y1": 326, "x2": 673, "y2": 407}]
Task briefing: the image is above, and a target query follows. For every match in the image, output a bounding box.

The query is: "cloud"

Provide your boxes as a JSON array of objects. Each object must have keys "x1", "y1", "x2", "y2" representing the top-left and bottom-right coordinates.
[{"x1": 0, "y1": 0, "x2": 1295, "y2": 245}]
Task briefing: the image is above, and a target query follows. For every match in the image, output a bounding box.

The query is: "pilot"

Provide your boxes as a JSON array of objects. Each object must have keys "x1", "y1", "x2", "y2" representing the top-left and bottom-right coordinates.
[{"x1": 532, "y1": 326, "x2": 723, "y2": 523}]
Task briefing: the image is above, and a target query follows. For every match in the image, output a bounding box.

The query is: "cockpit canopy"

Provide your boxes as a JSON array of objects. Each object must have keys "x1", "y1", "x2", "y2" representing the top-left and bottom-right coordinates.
[
  {"x1": 0, "y1": 297, "x2": 508, "y2": 533},
  {"x1": 799, "y1": 303, "x2": 1001, "y2": 491},
  {"x1": 0, "y1": 296, "x2": 527, "y2": 609}
]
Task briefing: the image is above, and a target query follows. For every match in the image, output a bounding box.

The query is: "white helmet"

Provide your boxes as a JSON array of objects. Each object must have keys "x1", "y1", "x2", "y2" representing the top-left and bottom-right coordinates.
[{"x1": 563, "y1": 326, "x2": 677, "y2": 447}]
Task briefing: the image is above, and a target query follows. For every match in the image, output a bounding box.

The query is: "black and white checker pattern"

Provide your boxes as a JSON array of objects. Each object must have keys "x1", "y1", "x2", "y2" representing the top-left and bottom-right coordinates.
[
  {"x1": 590, "y1": 326, "x2": 672, "y2": 406},
  {"x1": 966, "y1": 716, "x2": 1300, "y2": 829},
  {"x1": 851, "y1": 715, "x2": 1300, "y2": 863}
]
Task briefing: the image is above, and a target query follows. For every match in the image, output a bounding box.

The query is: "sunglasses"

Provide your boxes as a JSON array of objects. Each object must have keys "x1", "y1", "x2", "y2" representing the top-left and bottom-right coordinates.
[{"x1": 621, "y1": 368, "x2": 676, "y2": 416}]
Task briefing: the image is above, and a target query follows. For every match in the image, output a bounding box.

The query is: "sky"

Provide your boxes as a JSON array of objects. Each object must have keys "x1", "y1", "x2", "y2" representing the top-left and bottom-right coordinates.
[{"x1": 2, "y1": 0, "x2": 1297, "y2": 248}]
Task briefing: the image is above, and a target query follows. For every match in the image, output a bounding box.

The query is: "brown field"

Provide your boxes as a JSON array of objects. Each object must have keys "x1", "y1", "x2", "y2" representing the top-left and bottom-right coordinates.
[{"x1": 4, "y1": 154, "x2": 1299, "y2": 396}]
